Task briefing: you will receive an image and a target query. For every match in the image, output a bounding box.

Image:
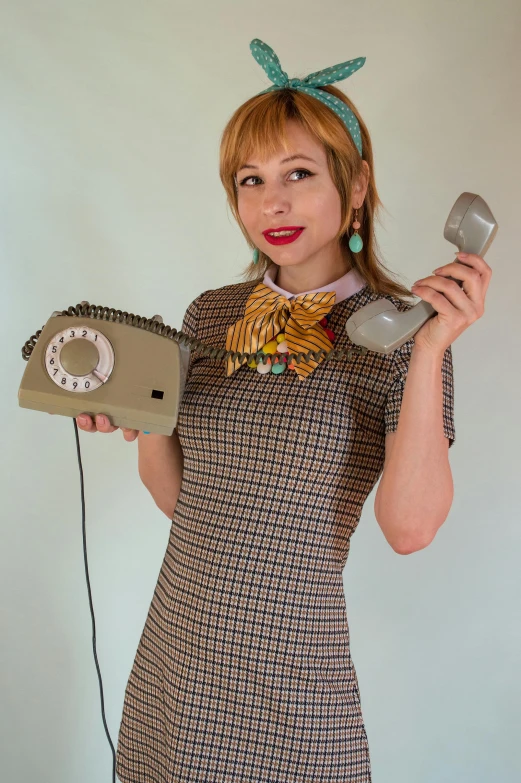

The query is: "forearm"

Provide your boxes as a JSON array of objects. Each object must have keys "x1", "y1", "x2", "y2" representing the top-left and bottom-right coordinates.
[
  {"x1": 137, "y1": 430, "x2": 184, "y2": 519},
  {"x1": 375, "y1": 344, "x2": 454, "y2": 552}
]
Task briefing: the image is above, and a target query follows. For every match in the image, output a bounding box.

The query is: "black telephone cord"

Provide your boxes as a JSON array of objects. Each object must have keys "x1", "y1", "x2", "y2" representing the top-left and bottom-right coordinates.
[{"x1": 73, "y1": 415, "x2": 117, "y2": 782}]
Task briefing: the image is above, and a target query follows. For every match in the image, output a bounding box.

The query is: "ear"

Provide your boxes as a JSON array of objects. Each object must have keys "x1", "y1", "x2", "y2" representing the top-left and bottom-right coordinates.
[
  {"x1": 355, "y1": 160, "x2": 370, "y2": 203},
  {"x1": 350, "y1": 161, "x2": 370, "y2": 209}
]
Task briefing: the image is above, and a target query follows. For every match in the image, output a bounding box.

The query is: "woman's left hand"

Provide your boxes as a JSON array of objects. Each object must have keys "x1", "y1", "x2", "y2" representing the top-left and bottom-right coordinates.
[{"x1": 410, "y1": 252, "x2": 492, "y2": 355}]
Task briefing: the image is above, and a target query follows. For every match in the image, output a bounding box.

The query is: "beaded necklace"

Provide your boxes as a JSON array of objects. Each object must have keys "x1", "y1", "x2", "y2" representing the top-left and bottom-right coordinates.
[{"x1": 246, "y1": 312, "x2": 335, "y2": 375}]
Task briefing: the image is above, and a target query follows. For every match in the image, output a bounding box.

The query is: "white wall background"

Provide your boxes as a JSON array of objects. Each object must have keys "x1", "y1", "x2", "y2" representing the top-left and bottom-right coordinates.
[{"x1": 2, "y1": 1, "x2": 520, "y2": 781}]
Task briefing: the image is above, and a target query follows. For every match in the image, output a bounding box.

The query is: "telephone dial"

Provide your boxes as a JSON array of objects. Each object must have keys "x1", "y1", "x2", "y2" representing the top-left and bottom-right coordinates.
[{"x1": 19, "y1": 192, "x2": 497, "y2": 435}]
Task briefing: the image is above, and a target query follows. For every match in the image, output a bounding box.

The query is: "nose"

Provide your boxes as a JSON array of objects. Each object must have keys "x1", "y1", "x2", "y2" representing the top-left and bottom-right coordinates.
[{"x1": 262, "y1": 186, "x2": 292, "y2": 219}]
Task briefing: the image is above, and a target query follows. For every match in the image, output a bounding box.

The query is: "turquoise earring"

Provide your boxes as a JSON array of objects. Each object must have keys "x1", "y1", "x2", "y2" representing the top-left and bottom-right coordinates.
[
  {"x1": 348, "y1": 207, "x2": 363, "y2": 253},
  {"x1": 252, "y1": 247, "x2": 260, "y2": 265}
]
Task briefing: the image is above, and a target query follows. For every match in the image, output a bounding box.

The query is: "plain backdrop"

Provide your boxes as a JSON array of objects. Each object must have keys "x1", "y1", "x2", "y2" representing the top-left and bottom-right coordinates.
[{"x1": 2, "y1": 1, "x2": 520, "y2": 781}]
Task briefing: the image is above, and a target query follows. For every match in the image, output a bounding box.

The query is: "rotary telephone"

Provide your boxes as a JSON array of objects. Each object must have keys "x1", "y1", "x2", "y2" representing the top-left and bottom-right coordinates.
[{"x1": 18, "y1": 192, "x2": 497, "y2": 436}]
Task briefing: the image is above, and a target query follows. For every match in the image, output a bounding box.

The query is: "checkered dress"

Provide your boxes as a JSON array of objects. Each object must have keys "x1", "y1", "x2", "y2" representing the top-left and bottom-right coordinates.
[{"x1": 116, "y1": 281, "x2": 455, "y2": 783}]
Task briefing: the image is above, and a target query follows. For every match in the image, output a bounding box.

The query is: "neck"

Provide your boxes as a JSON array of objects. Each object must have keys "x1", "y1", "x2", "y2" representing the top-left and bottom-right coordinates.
[{"x1": 273, "y1": 253, "x2": 353, "y2": 295}]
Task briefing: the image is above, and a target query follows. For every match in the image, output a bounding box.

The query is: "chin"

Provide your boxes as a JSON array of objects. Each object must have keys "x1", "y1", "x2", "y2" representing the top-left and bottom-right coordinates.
[{"x1": 270, "y1": 249, "x2": 310, "y2": 265}]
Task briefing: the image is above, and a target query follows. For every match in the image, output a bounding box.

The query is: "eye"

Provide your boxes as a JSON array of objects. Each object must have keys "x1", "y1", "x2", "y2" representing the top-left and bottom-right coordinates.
[
  {"x1": 238, "y1": 169, "x2": 313, "y2": 187},
  {"x1": 289, "y1": 169, "x2": 312, "y2": 182}
]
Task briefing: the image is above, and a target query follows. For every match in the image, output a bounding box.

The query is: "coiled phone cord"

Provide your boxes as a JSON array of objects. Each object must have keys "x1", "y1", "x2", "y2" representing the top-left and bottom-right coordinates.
[
  {"x1": 21, "y1": 300, "x2": 369, "y2": 365},
  {"x1": 20, "y1": 300, "x2": 368, "y2": 781}
]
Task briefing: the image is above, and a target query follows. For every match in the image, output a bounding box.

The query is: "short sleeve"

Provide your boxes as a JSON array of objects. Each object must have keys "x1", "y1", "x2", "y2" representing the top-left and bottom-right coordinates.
[
  {"x1": 178, "y1": 292, "x2": 207, "y2": 392},
  {"x1": 384, "y1": 338, "x2": 456, "y2": 448}
]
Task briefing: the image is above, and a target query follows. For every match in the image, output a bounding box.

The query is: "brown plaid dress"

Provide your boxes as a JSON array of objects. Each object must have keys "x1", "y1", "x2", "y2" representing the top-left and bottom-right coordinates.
[{"x1": 116, "y1": 280, "x2": 455, "y2": 782}]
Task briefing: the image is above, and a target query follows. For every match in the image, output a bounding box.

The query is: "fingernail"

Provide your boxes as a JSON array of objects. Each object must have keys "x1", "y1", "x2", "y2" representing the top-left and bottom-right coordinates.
[
  {"x1": 78, "y1": 415, "x2": 87, "y2": 425},
  {"x1": 97, "y1": 415, "x2": 105, "y2": 425},
  {"x1": 457, "y1": 252, "x2": 468, "y2": 258}
]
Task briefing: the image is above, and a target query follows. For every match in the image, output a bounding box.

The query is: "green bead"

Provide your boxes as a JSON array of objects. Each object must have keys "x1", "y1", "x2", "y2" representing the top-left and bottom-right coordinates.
[
  {"x1": 271, "y1": 362, "x2": 286, "y2": 375},
  {"x1": 348, "y1": 233, "x2": 363, "y2": 253},
  {"x1": 252, "y1": 247, "x2": 260, "y2": 264}
]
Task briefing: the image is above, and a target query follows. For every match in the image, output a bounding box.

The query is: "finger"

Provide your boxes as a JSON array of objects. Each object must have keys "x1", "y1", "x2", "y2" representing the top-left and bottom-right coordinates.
[
  {"x1": 95, "y1": 414, "x2": 118, "y2": 433},
  {"x1": 432, "y1": 264, "x2": 481, "y2": 291},
  {"x1": 455, "y1": 255, "x2": 493, "y2": 299},
  {"x1": 454, "y1": 252, "x2": 492, "y2": 277},
  {"x1": 435, "y1": 251, "x2": 491, "y2": 279},
  {"x1": 411, "y1": 280, "x2": 475, "y2": 319},
  {"x1": 76, "y1": 414, "x2": 96, "y2": 432},
  {"x1": 122, "y1": 429, "x2": 139, "y2": 442},
  {"x1": 414, "y1": 272, "x2": 480, "y2": 308}
]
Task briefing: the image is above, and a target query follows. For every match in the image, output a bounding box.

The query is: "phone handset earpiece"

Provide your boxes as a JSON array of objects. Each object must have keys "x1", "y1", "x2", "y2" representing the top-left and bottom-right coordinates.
[{"x1": 345, "y1": 193, "x2": 498, "y2": 354}]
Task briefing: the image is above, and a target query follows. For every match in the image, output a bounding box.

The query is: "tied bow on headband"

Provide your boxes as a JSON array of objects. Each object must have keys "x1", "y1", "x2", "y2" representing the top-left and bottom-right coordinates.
[
  {"x1": 250, "y1": 38, "x2": 366, "y2": 156},
  {"x1": 225, "y1": 283, "x2": 337, "y2": 381}
]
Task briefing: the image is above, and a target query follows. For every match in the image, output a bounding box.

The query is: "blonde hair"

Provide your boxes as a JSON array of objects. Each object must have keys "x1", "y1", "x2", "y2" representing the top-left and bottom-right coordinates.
[{"x1": 218, "y1": 85, "x2": 415, "y2": 304}]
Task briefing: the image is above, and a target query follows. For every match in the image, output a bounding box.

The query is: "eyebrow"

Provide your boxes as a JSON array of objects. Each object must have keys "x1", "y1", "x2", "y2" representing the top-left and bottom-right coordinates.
[{"x1": 237, "y1": 154, "x2": 317, "y2": 173}]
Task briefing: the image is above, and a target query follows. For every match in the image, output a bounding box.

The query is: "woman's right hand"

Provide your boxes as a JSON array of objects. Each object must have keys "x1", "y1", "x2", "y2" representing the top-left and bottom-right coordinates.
[{"x1": 75, "y1": 413, "x2": 140, "y2": 442}]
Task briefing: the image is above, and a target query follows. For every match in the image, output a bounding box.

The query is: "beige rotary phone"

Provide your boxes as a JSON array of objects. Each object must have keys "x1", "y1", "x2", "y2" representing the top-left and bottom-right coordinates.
[{"x1": 18, "y1": 192, "x2": 497, "y2": 435}]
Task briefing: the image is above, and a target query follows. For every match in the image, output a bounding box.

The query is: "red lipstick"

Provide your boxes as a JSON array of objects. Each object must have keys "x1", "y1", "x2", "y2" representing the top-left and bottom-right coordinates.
[{"x1": 262, "y1": 226, "x2": 305, "y2": 246}]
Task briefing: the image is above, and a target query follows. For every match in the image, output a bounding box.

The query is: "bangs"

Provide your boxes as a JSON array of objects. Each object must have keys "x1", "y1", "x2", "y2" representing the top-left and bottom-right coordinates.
[{"x1": 222, "y1": 91, "x2": 321, "y2": 176}]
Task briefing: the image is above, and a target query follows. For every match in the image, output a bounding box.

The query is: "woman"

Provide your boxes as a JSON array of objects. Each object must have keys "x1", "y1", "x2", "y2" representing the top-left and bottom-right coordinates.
[{"x1": 114, "y1": 39, "x2": 491, "y2": 782}]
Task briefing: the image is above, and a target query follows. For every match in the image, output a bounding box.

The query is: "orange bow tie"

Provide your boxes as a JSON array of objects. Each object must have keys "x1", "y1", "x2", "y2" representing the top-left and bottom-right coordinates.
[{"x1": 225, "y1": 283, "x2": 336, "y2": 381}]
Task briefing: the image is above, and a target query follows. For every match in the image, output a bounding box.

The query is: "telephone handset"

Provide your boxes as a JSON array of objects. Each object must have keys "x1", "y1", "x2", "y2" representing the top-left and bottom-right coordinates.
[
  {"x1": 18, "y1": 191, "x2": 497, "y2": 436},
  {"x1": 346, "y1": 192, "x2": 498, "y2": 352}
]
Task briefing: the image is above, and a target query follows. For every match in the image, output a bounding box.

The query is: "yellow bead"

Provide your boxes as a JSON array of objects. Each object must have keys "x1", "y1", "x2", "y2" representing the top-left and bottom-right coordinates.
[
  {"x1": 276, "y1": 333, "x2": 286, "y2": 344},
  {"x1": 247, "y1": 358, "x2": 257, "y2": 368},
  {"x1": 262, "y1": 339, "x2": 278, "y2": 355}
]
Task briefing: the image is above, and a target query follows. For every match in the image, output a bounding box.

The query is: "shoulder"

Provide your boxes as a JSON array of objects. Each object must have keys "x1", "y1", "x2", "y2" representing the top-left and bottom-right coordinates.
[
  {"x1": 351, "y1": 290, "x2": 418, "y2": 378},
  {"x1": 375, "y1": 291, "x2": 415, "y2": 314},
  {"x1": 195, "y1": 280, "x2": 261, "y2": 319},
  {"x1": 369, "y1": 291, "x2": 453, "y2": 379},
  {"x1": 198, "y1": 280, "x2": 259, "y2": 305},
  {"x1": 183, "y1": 281, "x2": 260, "y2": 343},
  {"x1": 183, "y1": 280, "x2": 256, "y2": 318}
]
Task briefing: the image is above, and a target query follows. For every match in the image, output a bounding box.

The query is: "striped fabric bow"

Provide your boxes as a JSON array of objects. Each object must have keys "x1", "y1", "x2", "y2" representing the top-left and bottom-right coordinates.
[
  {"x1": 225, "y1": 283, "x2": 336, "y2": 381},
  {"x1": 250, "y1": 38, "x2": 366, "y2": 156}
]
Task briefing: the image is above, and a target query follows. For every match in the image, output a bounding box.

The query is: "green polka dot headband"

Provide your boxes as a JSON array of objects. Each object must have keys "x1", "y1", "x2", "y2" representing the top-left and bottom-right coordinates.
[{"x1": 250, "y1": 38, "x2": 366, "y2": 157}]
